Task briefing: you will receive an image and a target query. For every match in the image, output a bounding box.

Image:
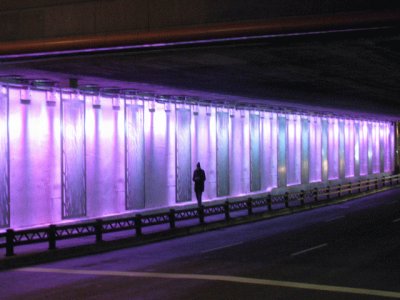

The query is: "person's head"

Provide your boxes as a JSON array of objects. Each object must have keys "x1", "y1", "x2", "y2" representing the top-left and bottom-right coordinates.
[{"x1": 197, "y1": 162, "x2": 201, "y2": 169}]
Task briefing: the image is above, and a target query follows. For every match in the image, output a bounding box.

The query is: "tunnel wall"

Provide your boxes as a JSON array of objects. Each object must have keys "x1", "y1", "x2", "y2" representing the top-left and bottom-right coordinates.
[{"x1": 0, "y1": 85, "x2": 395, "y2": 228}]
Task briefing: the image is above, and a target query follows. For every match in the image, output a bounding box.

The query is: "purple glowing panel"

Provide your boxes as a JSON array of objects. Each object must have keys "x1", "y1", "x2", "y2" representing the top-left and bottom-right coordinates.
[
  {"x1": 344, "y1": 120, "x2": 355, "y2": 178},
  {"x1": 359, "y1": 121, "x2": 368, "y2": 175},
  {"x1": 0, "y1": 86, "x2": 9, "y2": 227},
  {"x1": 384, "y1": 123, "x2": 394, "y2": 172},
  {"x1": 261, "y1": 113, "x2": 277, "y2": 190},
  {"x1": 379, "y1": 123, "x2": 385, "y2": 173},
  {"x1": 62, "y1": 92, "x2": 86, "y2": 218},
  {"x1": 372, "y1": 123, "x2": 380, "y2": 174},
  {"x1": 144, "y1": 102, "x2": 175, "y2": 208},
  {"x1": 176, "y1": 108, "x2": 192, "y2": 203},
  {"x1": 9, "y1": 89, "x2": 61, "y2": 228},
  {"x1": 367, "y1": 123, "x2": 373, "y2": 174},
  {"x1": 309, "y1": 117, "x2": 322, "y2": 182},
  {"x1": 277, "y1": 115, "x2": 287, "y2": 187},
  {"x1": 191, "y1": 106, "x2": 216, "y2": 201},
  {"x1": 339, "y1": 120, "x2": 345, "y2": 179},
  {"x1": 250, "y1": 113, "x2": 261, "y2": 192},
  {"x1": 354, "y1": 122, "x2": 360, "y2": 176},
  {"x1": 216, "y1": 111, "x2": 229, "y2": 196},
  {"x1": 287, "y1": 115, "x2": 301, "y2": 186},
  {"x1": 328, "y1": 118, "x2": 339, "y2": 180},
  {"x1": 321, "y1": 119, "x2": 328, "y2": 181},
  {"x1": 125, "y1": 102, "x2": 145, "y2": 209},
  {"x1": 301, "y1": 118, "x2": 310, "y2": 184},
  {"x1": 86, "y1": 97, "x2": 125, "y2": 216}
]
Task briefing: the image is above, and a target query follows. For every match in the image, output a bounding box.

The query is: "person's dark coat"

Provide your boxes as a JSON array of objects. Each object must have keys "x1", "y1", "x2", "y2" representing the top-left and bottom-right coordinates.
[{"x1": 193, "y1": 168, "x2": 206, "y2": 192}]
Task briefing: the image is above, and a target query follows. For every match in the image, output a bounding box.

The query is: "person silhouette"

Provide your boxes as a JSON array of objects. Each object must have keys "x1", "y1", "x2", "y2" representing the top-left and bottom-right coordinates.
[{"x1": 192, "y1": 162, "x2": 206, "y2": 206}]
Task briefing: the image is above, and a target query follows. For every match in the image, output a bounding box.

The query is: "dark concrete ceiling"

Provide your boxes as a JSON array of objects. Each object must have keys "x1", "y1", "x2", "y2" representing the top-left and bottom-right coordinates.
[{"x1": 1, "y1": 26, "x2": 400, "y2": 120}]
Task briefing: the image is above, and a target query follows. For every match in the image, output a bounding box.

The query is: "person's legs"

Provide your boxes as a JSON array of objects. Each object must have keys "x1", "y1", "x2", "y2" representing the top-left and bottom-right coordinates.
[{"x1": 195, "y1": 190, "x2": 202, "y2": 206}]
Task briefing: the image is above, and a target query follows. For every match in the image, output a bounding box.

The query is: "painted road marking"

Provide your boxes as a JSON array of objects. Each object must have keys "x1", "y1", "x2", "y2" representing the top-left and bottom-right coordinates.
[
  {"x1": 325, "y1": 215, "x2": 345, "y2": 222},
  {"x1": 18, "y1": 267, "x2": 400, "y2": 299},
  {"x1": 290, "y1": 243, "x2": 328, "y2": 257},
  {"x1": 392, "y1": 218, "x2": 400, "y2": 223},
  {"x1": 201, "y1": 241, "x2": 243, "y2": 253}
]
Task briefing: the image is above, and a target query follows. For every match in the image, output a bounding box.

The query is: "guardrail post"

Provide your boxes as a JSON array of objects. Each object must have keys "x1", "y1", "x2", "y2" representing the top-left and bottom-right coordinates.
[
  {"x1": 375, "y1": 178, "x2": 379, "y2": 190},
  {"x1": 247, "y1": 198, "x2": 253, "y2": 216},
  {"x1": 198, "y1": 206, "x2": 205, "y2": 225},
  {"x1": 224, "y1": 201, "x2": 230, "y2": 221},
  {"x1": 284, "y1": 192, "x2": 289, "y2": 208},
  {"x1": 326, "y1": 186, "x2": 330, "y2": 200},
  {"x1": 300, "y1": 190, "x2": 305, "y2": 206},
  {"x1": 95, "y1": 219, "x2": 103, "y2": 244},
  {"x1": 267, "y1": 194, "x2": 272, "y2": 211},
  {"x1": 338, "y1": 184, "x2": 341, "y2": 197},
  {"x1": 169, "y1": 209, "x2": 176, "y2": 229},
  {"x1": 359, "y1": 180, "x2": 362, "y2": 193},
  {"x1": 349, "y1": 182, "x2": 353, "y2": 194},
  {"x1": 135, "y1": 214, "x2": 142, "y2": 238},
  {"x1": 313, "y1": 188, "x2": 318, "y2": 202},
  {"x1": 5, "y1": 229, "x2": 14, "y2": 257},
  {"x1": 366, "y1": 179, "x2": 370, "y2": 191},
  {"x1": 48, "y1": 225, "x2": 57, "y2": 250}
]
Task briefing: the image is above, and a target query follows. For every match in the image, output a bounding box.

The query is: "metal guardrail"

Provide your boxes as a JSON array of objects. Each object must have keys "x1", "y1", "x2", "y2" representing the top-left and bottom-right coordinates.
[{"x1": 1, "y1": 174, "x2": 399, "y2": 257}]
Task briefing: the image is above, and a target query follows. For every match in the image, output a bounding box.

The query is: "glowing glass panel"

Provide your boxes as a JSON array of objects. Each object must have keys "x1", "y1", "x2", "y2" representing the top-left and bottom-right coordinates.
[
  {"x1": 301, "y1": 117, "x2": 310, "y2": 184},
  {"x1": 62, "y1": 92, "x2": 86, "y2": 218},
  {"x1": 250, "y1": 113, "x2": 261, "y2": 191},
  {"x1": 176, "y1": 108, "x2": 192, "y2": 202},
  {"x1": 216, "y1": 111, "x2": 229, "y2": 196},
  {"x1": 277, "y1": 115, "x2": 287, "y2": 187},
  {"x1": 309, "y1": 117, "x2": 322, "y2": 182},
  {"x1": 0, "y1": 86, "x2": 9, "y2": 227}
]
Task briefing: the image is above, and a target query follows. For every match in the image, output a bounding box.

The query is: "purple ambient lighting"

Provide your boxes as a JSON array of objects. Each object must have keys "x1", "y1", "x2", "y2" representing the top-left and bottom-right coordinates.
[{"x1": 0, "y1": 87, "x2": 395, "y2": 229}]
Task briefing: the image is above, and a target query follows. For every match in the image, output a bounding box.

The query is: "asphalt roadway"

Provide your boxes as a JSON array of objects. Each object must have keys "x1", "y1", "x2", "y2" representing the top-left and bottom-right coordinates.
[{"x1": 0, "y1": 189, "x2": 399, "y2": 299}]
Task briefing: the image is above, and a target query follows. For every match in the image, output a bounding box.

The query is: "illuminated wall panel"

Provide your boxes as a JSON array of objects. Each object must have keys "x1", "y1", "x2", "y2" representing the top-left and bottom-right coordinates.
[
  {"x1": 345, "y1": 120, "x2": 355, "y2": 178},
  {"x1": 339, "y1": 120, "x2": 345, "y2": 179},
  {"x1": 360, "y1": 121, "x2": 368, "y2": 175},
  {"x1": 328, "y1": 118, "x2": 339, "y2": 180},
  {"x1": 354, "y1": 122, "x2": 361, "y2": 176},
  {"x1": 176, "y1": 108, "x2": 191, "y2": 203},
  {"x1": 0, "y1": 86, "x2": 9, "y2": 227},
  {"x1": 250, "y1": 113, "x2": 261, "y2": 191},
  {"x1": 309, "y1": 117, "x2": 322, "y2": 182},
  {"x1": 191, "y1": 106, "x2": 217, "y2": 201},
  {"x1": 144, "y1": 102, "x2": 175, "y2": 208},
  {"x1": 261, "y1": 113, "x2": 277, "y2": 190},
  {"x1": 287, "y1": 115, "x2": 301, "y2": 185},
  {"x1": 126, "y1": 102, "x2": 145, "y2": 209},
  {"x1": 86, "y1": 97, "x2": 125, "y2": 216},
  {"x1": 277, "y1": 115, "x2": 287, "y2": 187},
  {"x1": 321, "y1": 119, "x2": 329, "y2": 181},
  {"x1": 216, "y1": 111, "x2": 229, "y2": 196},
  {"x1": 372, "y1": 122, "x2": 380, "y2": 174},
  {"x1": 301, "y1": 118, "x2": 310, "y2": 184},
  {"x1": 9, "y1": 89, "x2": 61, "y2": 227},
  {"x1": 62, "y1": 92, "x2": 86, "y2": 218}
]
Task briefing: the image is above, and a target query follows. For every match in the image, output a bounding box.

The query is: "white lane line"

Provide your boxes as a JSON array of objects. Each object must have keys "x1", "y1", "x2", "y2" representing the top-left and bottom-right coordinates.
[
  {"x1": 18, "y1": 267, "x2": 400, "y2": 299},
  {"x1": 290, "y1": 243, "x2": 328, "y2": 257},
  {"x1": 392, "y1": 218, "x2": 400, "y2": 223},
  {"x1": 201, "y1": 241, "x2": 243, "y2": 253},
  {"x1": 325, "y1": 216, "x2": 345, "y2": 222}
]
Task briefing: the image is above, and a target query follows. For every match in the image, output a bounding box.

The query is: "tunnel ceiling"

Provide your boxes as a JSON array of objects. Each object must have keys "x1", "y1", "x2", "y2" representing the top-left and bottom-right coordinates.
[{"x1": 1, "y1": 27, "x2": 400, "y2": 120}]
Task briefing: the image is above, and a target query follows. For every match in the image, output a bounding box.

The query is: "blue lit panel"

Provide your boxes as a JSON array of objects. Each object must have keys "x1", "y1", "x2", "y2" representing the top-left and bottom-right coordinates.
[
  {"x1": 126, "y1": 103, "x2": 145, "y2": 209},
  {"x1": 250, "y1": 113, "x2": 261, "y2": 191},
  {"x1": 62, "y1": 94, "x2": 86, "y2": 218},
  {"x1": 277, "y1": 115, "x2": 287, "y2": 187},
  {"x1": 0, "y1": 87, "x2": 9, "y2": 227},
  {"x1": 301, "y1": 118, "x2": 310, "y2": 184},
  {"x1": 217, "y1": 111, "x2": 229, "y2": 196},
  {"x1": 176, "y1": 108, "x2": 191, "y2": 203},
  {"x1": 339, "y1": 120, "x2": 345, "y2": 179}
]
